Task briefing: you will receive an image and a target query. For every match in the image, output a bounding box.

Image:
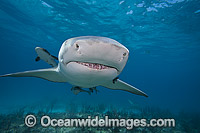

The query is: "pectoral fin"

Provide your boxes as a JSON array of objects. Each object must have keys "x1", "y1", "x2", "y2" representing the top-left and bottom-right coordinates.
[
  {"x1": 102, "y1": 79, "x2": 148, "y2": 97},
  {"x1": 0, "y1": 67, "x2": 67, "y2": 83},
  {"x1": 35, "y1": 56, "x2": 40, "y2": 61}
]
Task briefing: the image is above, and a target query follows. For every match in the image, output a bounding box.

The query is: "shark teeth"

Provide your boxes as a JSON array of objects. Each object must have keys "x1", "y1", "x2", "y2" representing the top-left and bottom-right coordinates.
[{"x1": 76, "y1": 62, "x2": 109, "y2": 70}]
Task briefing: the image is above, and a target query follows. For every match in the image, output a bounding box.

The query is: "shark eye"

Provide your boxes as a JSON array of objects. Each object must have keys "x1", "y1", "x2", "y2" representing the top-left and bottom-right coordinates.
[
  {"x1": 75, "y1": 43, "x2": 79, "y2": 49},
  {"x1": 123, "y1": 52, "x2": 127, "y2": 57}
]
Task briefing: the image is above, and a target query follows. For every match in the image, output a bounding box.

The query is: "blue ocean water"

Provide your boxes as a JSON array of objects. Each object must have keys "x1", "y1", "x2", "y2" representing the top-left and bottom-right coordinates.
[{"x1": 0, "y1": 0, "x2": 200, "y2": 118}]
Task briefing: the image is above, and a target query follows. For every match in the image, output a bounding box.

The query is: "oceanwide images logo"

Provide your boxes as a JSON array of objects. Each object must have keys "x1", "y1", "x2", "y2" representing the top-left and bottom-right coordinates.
[{"x1": 25, "y1": 114, "x2": 175, "y2": 129}]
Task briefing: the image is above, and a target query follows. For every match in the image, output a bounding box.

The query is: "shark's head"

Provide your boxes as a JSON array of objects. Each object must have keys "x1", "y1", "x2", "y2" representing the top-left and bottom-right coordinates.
[{"x1": 58, "y1": 36, "x2": 129, "y2": 88}]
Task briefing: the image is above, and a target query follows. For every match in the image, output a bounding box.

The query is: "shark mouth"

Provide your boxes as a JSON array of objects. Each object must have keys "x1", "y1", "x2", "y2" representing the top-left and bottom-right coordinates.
[{"x1": 76, "y1": 61, "x2": 110, "y2": 70}]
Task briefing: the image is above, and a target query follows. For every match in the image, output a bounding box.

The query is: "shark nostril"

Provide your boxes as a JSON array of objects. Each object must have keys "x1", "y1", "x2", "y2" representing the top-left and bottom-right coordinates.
[
  {"x1": 75, "y1": 43, "x2": 81, "y2": 54},
  {"x1": 75, "y1": 43, "x2": 79, "y2": 49},
  {"x1": 118, "y1": 52, "x2": 127, "y2": 62}
]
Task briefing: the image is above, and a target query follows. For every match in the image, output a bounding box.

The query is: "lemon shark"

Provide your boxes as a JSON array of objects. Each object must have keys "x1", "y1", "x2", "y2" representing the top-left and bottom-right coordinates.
[{"x1": 0, "y1": 36, "x2": 148, "y2": 97}]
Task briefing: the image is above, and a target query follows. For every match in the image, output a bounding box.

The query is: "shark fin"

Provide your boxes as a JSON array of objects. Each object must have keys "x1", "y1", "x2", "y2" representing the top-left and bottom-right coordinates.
[
  {"x1": 72, "y1": 89, "x2": 80, "y2": 95},
  {"x1": 0, "y1": 67, "x2": 67, "y2": 82},
  {"x1": 35, "y1": 56, "x2": 40, "y2": 61},
  {"x1": 102, "y1": 79, "x2": 148, "y2": 97}
]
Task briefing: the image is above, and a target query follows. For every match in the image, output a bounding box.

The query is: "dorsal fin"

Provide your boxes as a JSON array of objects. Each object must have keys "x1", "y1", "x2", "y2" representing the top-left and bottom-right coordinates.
[
  {"x1": 41, "y1": 48, "x2": 51, "y2": 55},
  {"x1": 51, "y1": 55, "x2": 58, "y2": 60}
]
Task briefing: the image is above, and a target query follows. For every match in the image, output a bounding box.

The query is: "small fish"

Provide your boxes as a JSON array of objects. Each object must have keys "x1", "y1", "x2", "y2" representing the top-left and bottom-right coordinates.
[
  {"x1": 89, "y1": 87, "x2": 99, "y2": 94},
  {"x1": 71, "y1": 86, "x2": 91, "y2": 95}
]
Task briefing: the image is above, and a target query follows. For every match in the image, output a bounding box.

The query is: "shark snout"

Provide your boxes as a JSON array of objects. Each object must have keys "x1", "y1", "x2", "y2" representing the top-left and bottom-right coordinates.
[{"x1": 69, "y1": 39, "x2": 129, "y2": 72}]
